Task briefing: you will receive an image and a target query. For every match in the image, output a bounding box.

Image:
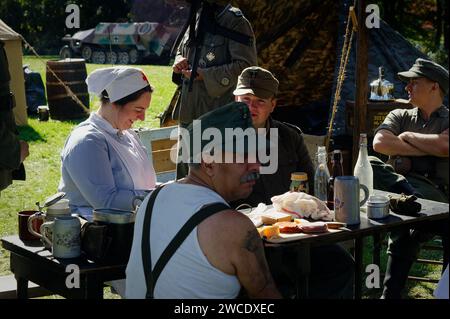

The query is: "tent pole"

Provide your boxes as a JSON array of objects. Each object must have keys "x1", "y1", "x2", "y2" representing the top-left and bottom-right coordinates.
[{"x1": 353, "y1": 0, "x2": 369, "y2": 168}]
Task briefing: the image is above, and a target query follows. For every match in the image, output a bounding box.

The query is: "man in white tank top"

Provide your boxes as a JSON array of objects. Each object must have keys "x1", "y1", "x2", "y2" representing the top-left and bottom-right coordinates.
[{"x1": 126, "y1": 102, "x2": 281, "y2": 298}]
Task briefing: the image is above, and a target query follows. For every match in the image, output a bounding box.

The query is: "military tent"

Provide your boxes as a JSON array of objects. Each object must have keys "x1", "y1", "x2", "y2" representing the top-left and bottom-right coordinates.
[{"x1": 0, "y1": 19, "x2": 27, "y2": 126}]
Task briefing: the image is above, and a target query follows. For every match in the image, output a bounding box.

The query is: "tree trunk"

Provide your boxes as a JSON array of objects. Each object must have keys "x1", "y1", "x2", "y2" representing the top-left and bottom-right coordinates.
[
  {"x1": 443, "y1": 0, "x2": 449, "y2": 50},
  {"x1": 435, "y1": 0, "x2": 443, "y2": 48}
]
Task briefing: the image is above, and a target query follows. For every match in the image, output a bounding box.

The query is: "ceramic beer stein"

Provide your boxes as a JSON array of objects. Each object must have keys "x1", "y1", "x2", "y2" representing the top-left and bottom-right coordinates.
[
  {"x1": 40, "y1": 216, "x2": 81, "y2": 258},
  {"x1": 334, "y1": 176, "x2": 369, "y2": 225},
  {"x1": 28, "y1": 194, "x2": 71, "y2": 245}
]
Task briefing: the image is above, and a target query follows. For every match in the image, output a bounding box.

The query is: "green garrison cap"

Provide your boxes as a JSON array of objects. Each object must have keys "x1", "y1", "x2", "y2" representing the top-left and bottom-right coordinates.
[
  {"x1": 233, "y1": 66, "x2": 279, "y2": 99},
  {"x1": 398, "y1": 58, "x2": 449, "y2": 95}
]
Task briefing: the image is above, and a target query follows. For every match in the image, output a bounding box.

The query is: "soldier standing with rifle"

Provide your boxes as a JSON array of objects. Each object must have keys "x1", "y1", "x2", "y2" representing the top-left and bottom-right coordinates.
[
  {"x1": 170, "y1": 0, "x2": 257, "y2": 178},
  {"x1": 0, "y1": 40, "x2": 29, "y2": 196}
]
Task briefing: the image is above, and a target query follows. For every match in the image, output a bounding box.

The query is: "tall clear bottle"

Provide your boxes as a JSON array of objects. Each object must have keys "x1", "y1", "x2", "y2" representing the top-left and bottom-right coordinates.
[
  {"x1": 314, "y1": 146, "x2": 330, "y2": 202},
  {"x1": 353, "y1": 133, "x2": 373, "y2": 201},
  {"x1": 327, "y1": 150, "x2": 344, "y2": 210}
]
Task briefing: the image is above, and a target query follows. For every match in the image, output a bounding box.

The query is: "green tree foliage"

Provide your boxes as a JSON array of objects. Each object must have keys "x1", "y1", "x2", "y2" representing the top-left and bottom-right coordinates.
[
  {"x1": 0, "y1": 0, "x2": 132, "y2": 54},
  {"x1": 376, "y1": 0, "x2": 448, "y2": 67}
]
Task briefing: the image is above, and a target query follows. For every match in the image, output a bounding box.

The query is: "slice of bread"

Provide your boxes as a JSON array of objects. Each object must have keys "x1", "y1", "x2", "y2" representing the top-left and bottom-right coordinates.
[{"x1": 261, "y1": 212, "x2": 292, "y2": 225}]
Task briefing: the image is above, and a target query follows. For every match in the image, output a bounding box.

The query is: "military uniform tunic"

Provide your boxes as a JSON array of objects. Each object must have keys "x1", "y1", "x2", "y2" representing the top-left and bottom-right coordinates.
[
  {"x1": 375, "y1": 106, "x2": 449, "y2": 193},
  {"x1": 0, "y1": 41, "x2": 21, "y2": 192},
  {"x1": 176, "y1": 4, "x2": 257, "y2": 125},
  {"x1": 232, "y1": 118, "x2": 315, "y2": 207}
]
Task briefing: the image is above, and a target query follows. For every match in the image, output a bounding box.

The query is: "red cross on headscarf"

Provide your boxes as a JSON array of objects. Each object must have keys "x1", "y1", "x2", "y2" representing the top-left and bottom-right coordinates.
[{"x1": 142, "y1": 72, "x2": 149, "y2": 83}]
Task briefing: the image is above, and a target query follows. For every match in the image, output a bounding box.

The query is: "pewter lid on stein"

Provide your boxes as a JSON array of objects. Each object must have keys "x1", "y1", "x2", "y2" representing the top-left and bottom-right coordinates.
[
  {"x1": 369, "y1": 66, "x2": 395, "y2": 101},
  {"x1": 36, "y1": 192, "x2": 66, "y2": 210}
]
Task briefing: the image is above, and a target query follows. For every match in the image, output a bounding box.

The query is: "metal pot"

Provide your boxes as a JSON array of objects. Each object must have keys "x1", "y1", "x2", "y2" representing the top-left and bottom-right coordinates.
[
  {"x1": 367, "y1": 195, "x2": 390, "y2": 219},
  {"x1": 369, "y1": 66, "x2": 395, "y2": 101},
  {"x1": 93, "y1": 208, "x2": 135, "y2": 224},
  {"x1": 90, "y1": 208, "x2": 135, "y2": 264}
]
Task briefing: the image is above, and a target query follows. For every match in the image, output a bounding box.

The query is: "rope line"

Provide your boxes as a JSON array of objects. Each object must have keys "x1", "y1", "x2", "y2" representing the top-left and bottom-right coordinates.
[
  {"x1": 325, "y1": 5, "x2": 356, "y2": 151},
  {"x1": 21, "y1": 35, "x2": 90, "y2": 114}
]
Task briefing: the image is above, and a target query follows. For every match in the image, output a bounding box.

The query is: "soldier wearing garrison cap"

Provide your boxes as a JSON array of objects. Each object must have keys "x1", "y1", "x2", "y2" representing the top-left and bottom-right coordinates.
[
  {"x1": 370, "y1": 58, "x2": 449, "y2": 299},
  {"x1": 232, "y1": 66, "x2": 355, "y2": 299}
]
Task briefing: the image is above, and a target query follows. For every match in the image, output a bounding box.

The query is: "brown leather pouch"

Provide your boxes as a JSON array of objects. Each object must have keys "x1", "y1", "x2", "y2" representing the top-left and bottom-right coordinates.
[{"x1": 387, "y1": 156, "x2": 412, "y2": 176}]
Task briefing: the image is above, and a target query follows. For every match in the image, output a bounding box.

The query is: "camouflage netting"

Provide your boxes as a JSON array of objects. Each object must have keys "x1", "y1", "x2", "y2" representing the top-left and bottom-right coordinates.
[
  {"x1": 235, "y1": 0, "x2": 339, "y2": 131},
  {"x1": 165, "y1": 0, "x2": 440, "y2": 136}
]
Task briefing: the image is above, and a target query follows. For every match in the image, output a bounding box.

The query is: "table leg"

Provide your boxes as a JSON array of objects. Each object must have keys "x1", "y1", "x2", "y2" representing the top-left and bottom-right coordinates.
[
  {"x1": 354, "y1": 236, "x2": 363, "y2": 299},
  {"x1": 15, "y1": 275, "x2": 28, "y2": 299},
  {"x1": 372, "y1": 233, "x2": 381, "y2": 267},
  {"x1": 82, "y1": 275, "x2": 104, "y2": 299},
  {"x1": 295, "y1": 244, "x2": 310, "y2": 299}
]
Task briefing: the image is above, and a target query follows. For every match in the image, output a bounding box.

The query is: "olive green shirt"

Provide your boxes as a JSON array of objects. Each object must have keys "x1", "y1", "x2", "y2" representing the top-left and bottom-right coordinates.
[
  {"x1": 0, "y1": 41, "x2": 21, "y2": 191},
  {"x1": 232, "y1": 118, "x2": 315, "y2": 208},
  {"x1": 375, "y1": 106, "x2": 449, "y2": 188},
  {"x1": 176, "y1": 4, "x2": 257, "y2": 125}
]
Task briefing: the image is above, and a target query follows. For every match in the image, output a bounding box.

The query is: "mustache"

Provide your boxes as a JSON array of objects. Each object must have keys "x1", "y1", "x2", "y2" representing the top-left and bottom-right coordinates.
[{"x1": 240, "y1": 172, "x2": 260, "y2": 184}]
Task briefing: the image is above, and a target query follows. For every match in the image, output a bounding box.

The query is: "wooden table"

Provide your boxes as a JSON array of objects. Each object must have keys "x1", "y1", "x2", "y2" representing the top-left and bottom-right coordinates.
[
  {"x1": 1, "y1": 236, "x2": 126, "y2": 299},
  {"x1": 262, "y1": 190, "x2": 449, "y2": 299}
]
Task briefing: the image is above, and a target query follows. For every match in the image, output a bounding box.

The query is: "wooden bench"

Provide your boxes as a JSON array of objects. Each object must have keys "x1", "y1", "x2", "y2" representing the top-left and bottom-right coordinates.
[
  {"x1": 136, "y1": 126, "x2": 178, "y2": 183},
  {"x1": 0, "y1": 274, "x2": 51, "y2": 299}
]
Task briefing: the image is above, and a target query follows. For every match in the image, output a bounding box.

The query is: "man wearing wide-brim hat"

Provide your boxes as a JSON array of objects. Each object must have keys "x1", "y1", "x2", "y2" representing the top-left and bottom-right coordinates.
[{"x1": 371, "y1": 58, "x2": 449, "y2": 299}]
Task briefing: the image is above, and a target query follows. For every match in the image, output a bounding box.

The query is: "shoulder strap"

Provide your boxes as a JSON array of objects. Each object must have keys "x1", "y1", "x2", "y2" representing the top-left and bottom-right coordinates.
[
  {"x1": 141, "y1": 185, "x2": 164, "y2": 299},
  {"x1": 141, "y1": 185, "x2": 229, "y2": 299}
]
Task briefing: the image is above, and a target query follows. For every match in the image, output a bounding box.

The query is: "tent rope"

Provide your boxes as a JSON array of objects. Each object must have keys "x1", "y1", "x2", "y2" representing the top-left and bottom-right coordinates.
[
  {"x1": 21, "y1": 36, "x2": 90, "y2": 114},
  {"x1": 324, "y1": 5, "x2": 356, "y2": 151}
]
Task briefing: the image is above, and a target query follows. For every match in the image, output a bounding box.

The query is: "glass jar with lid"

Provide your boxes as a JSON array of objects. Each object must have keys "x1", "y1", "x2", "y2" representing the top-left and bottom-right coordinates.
[{"x1": 290, "y1": 172, "x2": 309, "y2": 194}]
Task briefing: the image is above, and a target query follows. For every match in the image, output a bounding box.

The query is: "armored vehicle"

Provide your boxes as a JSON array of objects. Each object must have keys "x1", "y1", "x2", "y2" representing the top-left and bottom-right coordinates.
[{"x1": 60, "y1": 22, "x2": 179, "y2": 65}]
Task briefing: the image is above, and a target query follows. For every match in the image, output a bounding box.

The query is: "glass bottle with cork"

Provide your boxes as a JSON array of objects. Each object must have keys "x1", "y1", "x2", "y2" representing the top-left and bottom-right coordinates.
[
  {"x1": 327, "y1": 150, "x2": 344, "y2": 210},
  {"x1": 314, "y1": 146, "x2": 330, "y2": 202},
  {"x1": 354, "y1": 133, "x2": 374, "y2": 202},
  {"x1": 290, "y1": 172, "x2": 309, "y2": 194}
]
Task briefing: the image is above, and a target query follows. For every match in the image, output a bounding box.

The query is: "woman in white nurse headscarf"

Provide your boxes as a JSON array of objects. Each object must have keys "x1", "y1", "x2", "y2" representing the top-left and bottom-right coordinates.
[{"x1": 58, "y1": 66, "x2": 157, "y2": 220}]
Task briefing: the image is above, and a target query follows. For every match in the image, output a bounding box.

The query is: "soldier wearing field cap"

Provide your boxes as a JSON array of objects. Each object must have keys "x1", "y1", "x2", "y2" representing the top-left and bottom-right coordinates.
[
  {"x1": 232, "y1": 66, "x2": 355, "y2": 299},
  {"x1": 371, "y1": 58, "x2": 449, "y2": 299}
]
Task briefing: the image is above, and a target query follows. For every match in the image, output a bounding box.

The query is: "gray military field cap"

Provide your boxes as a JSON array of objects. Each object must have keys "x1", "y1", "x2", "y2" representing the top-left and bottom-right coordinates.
[
  {"x1": 398, "y1": 58, "x2": 449, "y2": 95},
  {"x1": 233, "y1": 66, "x2": 279, "y2": 99}
]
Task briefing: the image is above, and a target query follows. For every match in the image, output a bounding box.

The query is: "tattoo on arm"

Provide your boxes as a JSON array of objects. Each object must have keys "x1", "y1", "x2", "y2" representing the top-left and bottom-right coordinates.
[{"x1": 243, "y1": 229, "x2": 272, "y2": 288}]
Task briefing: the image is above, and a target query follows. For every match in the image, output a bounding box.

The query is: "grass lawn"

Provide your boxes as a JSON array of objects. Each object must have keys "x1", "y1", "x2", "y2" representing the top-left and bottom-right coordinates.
[{"x1": 0, "y1": 56, "x2": 445, "y2": 299}]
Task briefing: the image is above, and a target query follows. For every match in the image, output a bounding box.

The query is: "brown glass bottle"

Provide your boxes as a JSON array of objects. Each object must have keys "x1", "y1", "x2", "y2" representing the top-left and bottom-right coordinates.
[{"x1": 327, "y1": 150, "x2": 344, "y2": 209}]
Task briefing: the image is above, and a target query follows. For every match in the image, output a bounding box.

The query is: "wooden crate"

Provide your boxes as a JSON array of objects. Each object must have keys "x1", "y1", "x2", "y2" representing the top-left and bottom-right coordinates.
[{"x1": 346, "y1": 99, "x2": 413, "y2": 136}]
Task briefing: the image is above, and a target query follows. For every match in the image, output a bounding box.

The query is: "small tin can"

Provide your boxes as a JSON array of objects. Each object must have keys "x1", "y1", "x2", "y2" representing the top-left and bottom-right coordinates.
[
  {"x1": 367, "y1": 195, "x2": 390, "y2": 219},
  {"x1": 37, "y1": 105, "x2": 49, "y2": 121},
  {"x1": 290, "y1": 172, "x2": 309, "y2": 194}
]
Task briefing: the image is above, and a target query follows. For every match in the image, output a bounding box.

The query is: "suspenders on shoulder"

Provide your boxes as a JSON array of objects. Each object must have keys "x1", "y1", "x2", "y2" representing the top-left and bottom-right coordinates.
[{"x1": 141, "y1": 184, "x2": 229, "y2": 299}]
